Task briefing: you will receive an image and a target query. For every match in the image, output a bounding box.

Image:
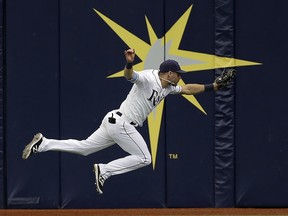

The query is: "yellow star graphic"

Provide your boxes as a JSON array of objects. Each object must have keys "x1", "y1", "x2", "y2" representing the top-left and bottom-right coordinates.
[{"x1": 93, "y1": 5, "x2": 261, "y2": 169}]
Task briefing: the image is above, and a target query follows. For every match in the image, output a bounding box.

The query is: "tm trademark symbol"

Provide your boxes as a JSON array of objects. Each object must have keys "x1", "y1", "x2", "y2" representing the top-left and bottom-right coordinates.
[{"x1": 168, "y1": 153, "x2": 178, "y2": 159}]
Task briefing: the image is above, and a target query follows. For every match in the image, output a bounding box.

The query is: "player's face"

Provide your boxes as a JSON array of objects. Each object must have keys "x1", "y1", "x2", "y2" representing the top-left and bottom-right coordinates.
[{"x1": 171, "y1": 72, "x2": 181, "y2": 85}]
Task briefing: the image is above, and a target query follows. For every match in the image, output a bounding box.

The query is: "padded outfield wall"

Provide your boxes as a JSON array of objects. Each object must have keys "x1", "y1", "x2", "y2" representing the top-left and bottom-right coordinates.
[{"x1": 1, "y1": 0, "x2": 288, "y2": 209}]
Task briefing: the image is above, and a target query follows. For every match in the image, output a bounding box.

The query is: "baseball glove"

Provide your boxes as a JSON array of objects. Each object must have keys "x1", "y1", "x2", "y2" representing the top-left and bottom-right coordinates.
[{"x1": 215, "y1": 68, "x2": 236, "y2": 90}]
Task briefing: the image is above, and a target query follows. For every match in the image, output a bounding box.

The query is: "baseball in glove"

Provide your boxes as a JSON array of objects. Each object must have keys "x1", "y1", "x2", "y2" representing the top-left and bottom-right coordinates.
[{"x1": 215, "y1": 68, "x2": 236, "y2": 90}]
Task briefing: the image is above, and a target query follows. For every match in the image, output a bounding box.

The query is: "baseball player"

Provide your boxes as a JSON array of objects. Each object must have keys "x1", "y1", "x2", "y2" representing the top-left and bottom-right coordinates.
[{"x1": 22, "y1": 48, "x2": 235, "y2": 194}]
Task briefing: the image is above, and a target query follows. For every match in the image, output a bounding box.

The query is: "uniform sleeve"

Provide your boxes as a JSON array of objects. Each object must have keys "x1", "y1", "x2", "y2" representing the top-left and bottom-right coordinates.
[
  {"x1": 129, "y1": 71, "x2": 148, "y2": 88},
  {"x1": 169, "y1": 85, "x2": 182, "y2": 94},
  {"x1": 128, "y1": 71, "x2": 139, "y2": 83}
]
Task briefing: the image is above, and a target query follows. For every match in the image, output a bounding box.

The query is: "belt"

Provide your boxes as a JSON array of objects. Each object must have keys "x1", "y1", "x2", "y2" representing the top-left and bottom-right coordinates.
[{"x1": 116, "y1": 111, "x2": 136, "y2": 126}]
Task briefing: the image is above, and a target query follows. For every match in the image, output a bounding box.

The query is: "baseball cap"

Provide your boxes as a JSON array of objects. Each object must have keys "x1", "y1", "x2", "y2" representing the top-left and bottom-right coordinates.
[{"x1": 159, "y1": 59, "x2": 186, "y2": 74}]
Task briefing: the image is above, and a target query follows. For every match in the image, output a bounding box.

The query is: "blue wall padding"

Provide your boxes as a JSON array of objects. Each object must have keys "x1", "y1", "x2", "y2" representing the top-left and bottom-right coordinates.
[
  {"x1": 2, "y1": 0, "x2": 288, "y2": 209},
  {"x1": 5, "y1": 0, "x2": 61, "y2": 208},
  {"x1": 0, "y1": 0, "x2": 4, "y2": 208},
  {"x1": 214, "y1": 0, "x2": 235, "y2": 207}
]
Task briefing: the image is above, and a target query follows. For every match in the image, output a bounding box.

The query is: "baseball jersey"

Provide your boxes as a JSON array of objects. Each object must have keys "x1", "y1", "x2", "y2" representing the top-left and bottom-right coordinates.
[{"x1": 119, "y1": 69, "x2": 182, "y2": 127}]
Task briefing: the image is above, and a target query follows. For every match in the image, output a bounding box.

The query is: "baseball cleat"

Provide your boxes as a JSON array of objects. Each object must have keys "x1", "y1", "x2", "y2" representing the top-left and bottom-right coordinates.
[
  {"x1": 93, "y1": 164, "x2": 105, "y2": 194},
  {"x1": 22, "y1": 133, "x2": 43, "y2": 160}
]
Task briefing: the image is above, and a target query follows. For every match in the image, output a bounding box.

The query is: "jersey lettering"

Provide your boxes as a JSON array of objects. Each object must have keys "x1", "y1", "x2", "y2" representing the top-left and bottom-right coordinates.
[{"x1": 147, "y1": 89, "x2": 164, "y2": 106}]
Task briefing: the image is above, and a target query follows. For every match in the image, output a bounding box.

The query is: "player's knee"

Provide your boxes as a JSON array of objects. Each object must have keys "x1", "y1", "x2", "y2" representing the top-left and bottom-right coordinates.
[
  {"x1": 142, "y1": 153, "x2": 151, "y2": 166},
  {"x1": 135, "y1": 153, "x2": 151, "y2": 167}
]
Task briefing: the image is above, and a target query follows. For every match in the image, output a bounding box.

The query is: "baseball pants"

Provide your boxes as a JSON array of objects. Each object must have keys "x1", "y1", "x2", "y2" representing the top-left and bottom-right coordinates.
[{"x1": 37, "y1": 110, "x2": 152, "y2": 180}]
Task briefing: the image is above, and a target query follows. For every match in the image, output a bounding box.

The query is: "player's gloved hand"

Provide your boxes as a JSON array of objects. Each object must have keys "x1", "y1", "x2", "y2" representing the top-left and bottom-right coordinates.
[{"x1": 215, "y1": 68, "x2": 236, "y2": 90}]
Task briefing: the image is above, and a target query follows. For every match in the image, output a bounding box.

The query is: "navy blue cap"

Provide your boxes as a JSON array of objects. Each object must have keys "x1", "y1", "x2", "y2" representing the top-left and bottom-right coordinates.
[{"x1": 159, "y1": 59, "x2": 186, "y2": 73}]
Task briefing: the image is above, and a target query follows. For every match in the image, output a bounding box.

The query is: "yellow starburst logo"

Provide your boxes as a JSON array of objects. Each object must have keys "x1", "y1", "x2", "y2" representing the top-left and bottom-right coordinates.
[{"x1": 93, "y1": 5, "x2": 261, "y2": 169}]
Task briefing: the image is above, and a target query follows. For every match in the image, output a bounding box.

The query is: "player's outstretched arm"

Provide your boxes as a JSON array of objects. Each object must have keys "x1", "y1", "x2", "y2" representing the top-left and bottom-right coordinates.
[
  {"x1": 124, "y1": 48, "x2": 135, "y2": 80},
  {"x1": 180, "y1": 83, "x2": 218, "y2": 95},
  {"x1": 180, "y1": 68, "x2": 236, "y2": 95}
]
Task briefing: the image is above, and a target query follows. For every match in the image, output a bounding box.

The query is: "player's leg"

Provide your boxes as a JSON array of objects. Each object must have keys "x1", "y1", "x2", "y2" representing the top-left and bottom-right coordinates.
[
  {"x1": 98, "y1": 121, "x2": 151, "y2": 180},
  {"x1": 22, "y1": 113, "x2": 115, "y2": 159},
  {"x1": 38, "y1": 126, "x2": 115, "y2": 156}
]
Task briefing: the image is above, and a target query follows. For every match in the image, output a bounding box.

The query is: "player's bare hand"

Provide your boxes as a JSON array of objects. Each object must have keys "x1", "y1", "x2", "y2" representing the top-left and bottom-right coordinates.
[{"x1": 124, "y1": 48, "x2": 135, "y2": 63}]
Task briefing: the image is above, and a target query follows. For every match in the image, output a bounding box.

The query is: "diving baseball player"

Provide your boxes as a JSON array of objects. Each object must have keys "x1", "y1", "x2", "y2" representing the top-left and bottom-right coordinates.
[{"x1": 22, "y1": 48, "x2": 235, "y2": 194}]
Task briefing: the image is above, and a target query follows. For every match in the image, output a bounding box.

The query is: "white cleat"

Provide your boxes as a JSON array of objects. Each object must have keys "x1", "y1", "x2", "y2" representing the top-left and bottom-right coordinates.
[
  {"x1": 22, "y1": 133, "x2": 43, "y2": 160},
  {"x1": 93, "y1": 164, "x2": 105, "y2": 194}
]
